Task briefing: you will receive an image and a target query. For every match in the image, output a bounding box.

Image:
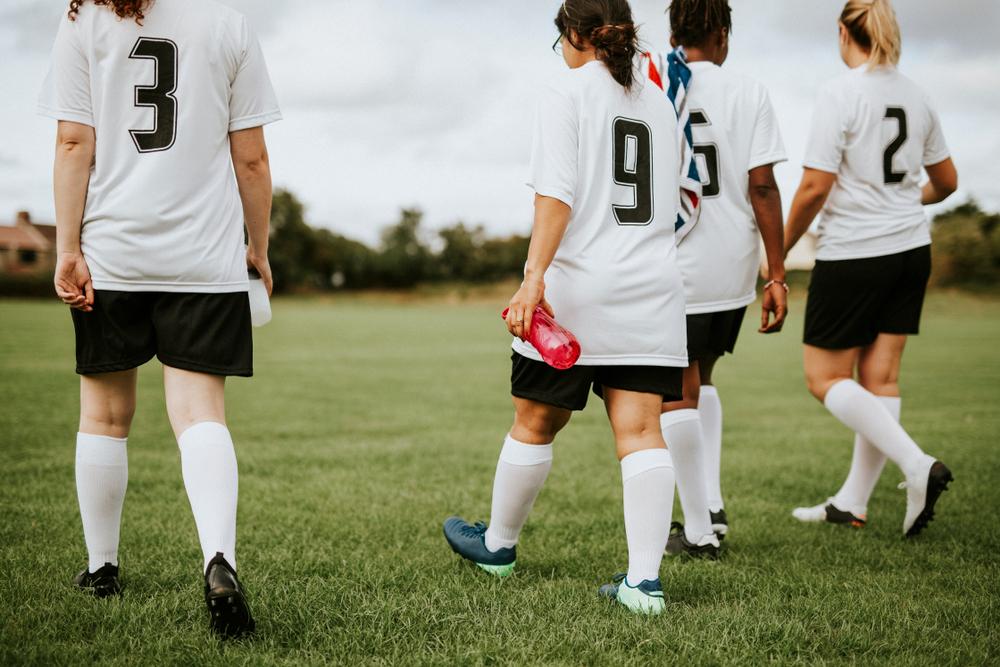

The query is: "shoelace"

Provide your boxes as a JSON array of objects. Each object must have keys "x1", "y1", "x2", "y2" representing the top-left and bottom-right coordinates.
[{"x1": 459, "y1": 521, "x2": 488, "y2": 538}]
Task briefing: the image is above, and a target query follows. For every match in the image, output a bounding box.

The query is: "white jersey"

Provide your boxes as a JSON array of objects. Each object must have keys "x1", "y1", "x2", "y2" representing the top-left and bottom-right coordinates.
[
  {"x1": 38, "y1": 0, "x2": 282, "y2": 292},
  {"x1": 678, "y1": 61, "x2": 786, "y2": 314},
  {"x1": 804, "y1": 66, "x2": 949, "y2": 261},
  {"x1": 513, "y1": 60, "x2": 688, "y2": 367}
]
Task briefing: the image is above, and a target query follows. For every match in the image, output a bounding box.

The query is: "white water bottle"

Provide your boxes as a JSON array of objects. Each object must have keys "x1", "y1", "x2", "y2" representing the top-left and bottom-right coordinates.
[{"x1": 248, "y1": 267, "x2": 272, "y2": 327}]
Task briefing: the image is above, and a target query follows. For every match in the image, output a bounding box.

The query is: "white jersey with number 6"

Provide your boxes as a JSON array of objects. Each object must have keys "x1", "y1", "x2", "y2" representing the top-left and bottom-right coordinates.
[
  {"x1": 677, "y1": 61, "x2": 786, "y2": 314},
  {"x1": 38, "y1": 0, "x2": 281, "y2": 293},
  {"x1": 804, "y1": 66, "x2": 950, "y2": 261},
  {"x1": 512, "y1": 60, "x2": 688, "y2": 368}
]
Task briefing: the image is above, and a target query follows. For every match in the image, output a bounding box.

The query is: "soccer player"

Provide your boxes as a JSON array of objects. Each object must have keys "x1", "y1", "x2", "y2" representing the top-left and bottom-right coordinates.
[
  {"x1": 650, "y1": 0, "x2": 789, "y2": 558},
  {"x1": 443, "y1": 0, "x2": 687, "y2": 615},
  {"x1": 785, "y1": 0, "x2": 958, "y2": 536},
  {"x1": 39, "y1": 0, "x2": 281, "y2": 637}
]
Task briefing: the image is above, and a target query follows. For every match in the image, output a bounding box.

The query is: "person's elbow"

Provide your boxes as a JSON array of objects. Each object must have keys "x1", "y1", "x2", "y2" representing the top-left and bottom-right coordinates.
[
  {"x1": 797, "y1": 170, "x2": 836, "y2": 206},
  {"x1": 55, "y1": 121, "x2": 95, "y2": 158},
  {"x1": 935, "y1": 171, "x2": 958, "y2": 199},
  {"x1": 230, "y1": 126, "x2": 270, "y2": 178}
]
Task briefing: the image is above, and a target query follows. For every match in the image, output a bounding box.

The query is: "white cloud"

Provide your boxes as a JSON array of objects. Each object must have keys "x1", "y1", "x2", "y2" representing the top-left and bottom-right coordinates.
[{"x1": 1, "y1": 0, "x2": 997, "y2": 236}]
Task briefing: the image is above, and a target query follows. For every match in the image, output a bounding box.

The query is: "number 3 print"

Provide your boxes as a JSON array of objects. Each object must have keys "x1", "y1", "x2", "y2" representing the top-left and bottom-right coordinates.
[{"x1": 129, "y1": 37, "x2": 178, "y2": 153}]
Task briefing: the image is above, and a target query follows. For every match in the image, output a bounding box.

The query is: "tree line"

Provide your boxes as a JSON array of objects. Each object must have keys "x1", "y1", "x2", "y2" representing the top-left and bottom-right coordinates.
[{"x1": 268, "y1": 189, "x2": 529, "y2": 292}]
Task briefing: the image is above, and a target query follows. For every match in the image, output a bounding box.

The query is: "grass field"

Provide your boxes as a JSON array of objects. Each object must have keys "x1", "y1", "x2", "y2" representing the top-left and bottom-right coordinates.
[{"x1": 1, "y1": 291, "x2": 999, "y2": 665}]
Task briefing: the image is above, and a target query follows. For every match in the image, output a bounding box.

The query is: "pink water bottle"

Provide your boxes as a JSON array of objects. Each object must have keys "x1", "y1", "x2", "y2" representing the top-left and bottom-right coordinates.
[{"x1": 502, "y1": 306, "x2": 581, "y2": 370}]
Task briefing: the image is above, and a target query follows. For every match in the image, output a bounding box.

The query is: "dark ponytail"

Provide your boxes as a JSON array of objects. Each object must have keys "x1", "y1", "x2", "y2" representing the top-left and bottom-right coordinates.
[{"x1": 555, "y1": 0, "x2": 639, "y2": 91}]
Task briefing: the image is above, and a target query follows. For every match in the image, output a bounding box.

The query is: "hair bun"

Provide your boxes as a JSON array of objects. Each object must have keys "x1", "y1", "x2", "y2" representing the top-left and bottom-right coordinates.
[{"x1": 590, "y1": 23, "x2": 637, "y2": 53}]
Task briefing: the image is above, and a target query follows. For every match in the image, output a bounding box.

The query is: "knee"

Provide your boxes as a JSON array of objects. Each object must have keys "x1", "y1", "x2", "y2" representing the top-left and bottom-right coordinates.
[
  {"x1": 512, "y1": 407, "x2": 567, "y2": 444},
  {"x1": 805, "y1": 370, "x2": 849, "y2": 403},
  {"x1": 858, "y1": 369, "x2": 897, "y2": 396},
  {"x1": 81, "y1": 402, "x2": 135, "y2": 437}
]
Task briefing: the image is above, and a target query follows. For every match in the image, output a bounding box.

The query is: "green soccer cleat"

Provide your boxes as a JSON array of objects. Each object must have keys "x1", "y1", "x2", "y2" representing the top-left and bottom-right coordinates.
[
  {"x1": 443, "y1": 517, "x2": 516, "y2": 578},
  {"x1": 598, "y1": 573, "x2": 666, "y2": 615}
]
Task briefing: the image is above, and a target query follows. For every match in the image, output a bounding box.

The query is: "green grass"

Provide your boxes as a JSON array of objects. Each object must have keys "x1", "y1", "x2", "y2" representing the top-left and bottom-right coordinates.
[{"x1": 1, "y1": 292, "x2": 998, "y2": 665}]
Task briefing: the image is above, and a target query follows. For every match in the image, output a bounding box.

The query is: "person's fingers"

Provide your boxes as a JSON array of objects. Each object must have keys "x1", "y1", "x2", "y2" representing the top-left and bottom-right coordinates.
[
  {"x1": 523, "y1": 308, "x2": 534, "y2": 340},
  {"x1": 84, "y1": 280, "x2": 95, "y2": 306},
  {"x1": 540, "y1": 299, "x2": 555, "y2": 318},
  {"x1": 760, "y1": 304, "x2": 770, "y2": 331},
  {"x1": 262, "y1": 270, "x2": 274, "y2": 297},
  {"x1": 505, "y1": 307, "x2": 520, "y2": 337}
]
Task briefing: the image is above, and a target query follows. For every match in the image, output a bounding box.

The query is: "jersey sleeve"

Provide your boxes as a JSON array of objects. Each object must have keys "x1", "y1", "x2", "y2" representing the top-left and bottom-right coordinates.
[
  {"x1": 228, "y1": 17, "x2": 282, "y2": 132},
  {"x1": 527, "y1": 80, "x2": 578, "y2": 207},
  {"x1": 922, "y1": 101, "x2": 950, "y2": 166},
  {"x1": 802, "y1": 84, "x2": 846, "y2": 174},
  {"x1": 36, "y1": 15, "x2": 94, "y2": 126},
  {"x1": 748, "y1": 86, "x2": 787, "y2": 170}
]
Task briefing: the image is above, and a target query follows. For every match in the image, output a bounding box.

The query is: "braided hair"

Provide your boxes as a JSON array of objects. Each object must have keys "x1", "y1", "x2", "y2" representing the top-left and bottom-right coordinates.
[{"x1": 668, "y1": 0, "x2": 732, "y2": 47}]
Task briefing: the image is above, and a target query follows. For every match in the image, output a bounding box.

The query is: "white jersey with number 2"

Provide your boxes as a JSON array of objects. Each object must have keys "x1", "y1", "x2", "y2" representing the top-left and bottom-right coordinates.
[
  {"x1": 38, "y1": 0, "x2": 281, "y2": 293},
  {"x1": 512, "y1": 60, "x2": 688, "y2": 367},
  {"x1": 676, "y1": 61, "x2": 786, "y2": 314},
  {"x1": 804, "y1": 65, "x2": 950, "y2": 261}
]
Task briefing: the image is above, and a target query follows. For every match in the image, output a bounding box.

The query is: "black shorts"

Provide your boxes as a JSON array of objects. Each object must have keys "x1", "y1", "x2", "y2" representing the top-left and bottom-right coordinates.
[
  {"x1": 510, "y1": 352, "x2": 683, "y2": 412},
  {"x1": 71, "y1": 291, "x2": 253, "y2": 377},
  {"x1": 686, "y1": 307, "x2": 747, "y2": 361},
  {"x1": 804, "y1": 245, "x2": 931, "y2": 350}
]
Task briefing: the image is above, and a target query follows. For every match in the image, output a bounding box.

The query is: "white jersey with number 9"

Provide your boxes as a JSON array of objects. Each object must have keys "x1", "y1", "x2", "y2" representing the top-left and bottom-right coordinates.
[{"x1": 512, "y1": 61, "x2": 688, "y2": 368}]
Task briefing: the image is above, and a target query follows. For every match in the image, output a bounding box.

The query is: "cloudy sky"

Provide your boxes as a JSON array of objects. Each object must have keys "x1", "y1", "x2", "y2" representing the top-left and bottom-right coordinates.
[{"x1": 1, "y1": 0, "x2": 997, "y2": 243}]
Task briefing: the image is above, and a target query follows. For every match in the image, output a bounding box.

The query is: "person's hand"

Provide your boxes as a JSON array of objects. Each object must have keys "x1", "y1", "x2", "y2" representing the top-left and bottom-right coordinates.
[
  {"x1": 759, "y1": 280, "x2": 788, "y2": 334},
  {"x1": 506, "y1": 277, "x2": 553, "y2": 341},
  {"x1": 54, "y1": 251, "x2": 94, "y2": 312},
  {"x1": 246, "y1": 246, "x2": 273, "y2": 296}
]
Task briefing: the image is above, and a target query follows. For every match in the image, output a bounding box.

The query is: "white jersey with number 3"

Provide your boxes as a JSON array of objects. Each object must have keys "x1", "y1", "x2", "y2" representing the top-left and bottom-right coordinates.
[
  {"x1": 804, "y1": 66, "x2": 950, "y2": 261},
  {"x1": 38, "y1": 0, "x2": 281, "y2": 293},
  {"x1": 512, "y1": 61, "x2": 688, "y2": 367},
  {"x1": 677, "y1": 61, "x2": 786, "y2": 314}
]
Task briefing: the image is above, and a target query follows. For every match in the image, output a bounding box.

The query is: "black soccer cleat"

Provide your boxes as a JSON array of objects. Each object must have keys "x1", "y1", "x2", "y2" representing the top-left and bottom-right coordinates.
[
  {"x1": 710, "y1": 509, "x2": 729, "y2": 541},
  {"x1": 74, "y1": 562, "x2": 122, "y2": 598},
  {"x1": 902, "y1": 460, "x2": 954, "y2": 538},
  {"x1": 204, "y1": 552, "x2": 256, "y2": 639},
  {"x1": 792, "y1": 499, "x2": 866, "y2": 527},
  {"x1": 664, "y1": 521, "x2": 721, "y2": 559}
]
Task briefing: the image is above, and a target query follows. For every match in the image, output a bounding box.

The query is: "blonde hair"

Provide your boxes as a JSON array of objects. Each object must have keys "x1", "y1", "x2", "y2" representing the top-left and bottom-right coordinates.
[{"x1": 840, "y1": 0, "x2": 901, "y2": 67}]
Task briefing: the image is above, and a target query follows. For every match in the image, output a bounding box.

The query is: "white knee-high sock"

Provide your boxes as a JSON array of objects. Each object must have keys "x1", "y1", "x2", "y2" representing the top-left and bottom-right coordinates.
[
  {"x1": 832, "y1": 396, "x2": 899, "y2": 516},
  {"x1": 484, "y1": 435, "x2": 553, "y2": 552},
  {"x1": 621, "y1": 448, "x2": 674, "y2": 586},
  {"x1": 660, "y1": 409, "x2": 713, "y2": 542},
  {"x1": 824, "y1": 380, "x2": 925, "y2": 479},
  {"x1": 178, "y1": 422, "x2": 239, "y2": 572},
  {"x1": 76, "y1": 433, "x2": 128, "y2": 572},
  {"x1": 699, "y1": 385, "x2": 724, "y2": 512}
]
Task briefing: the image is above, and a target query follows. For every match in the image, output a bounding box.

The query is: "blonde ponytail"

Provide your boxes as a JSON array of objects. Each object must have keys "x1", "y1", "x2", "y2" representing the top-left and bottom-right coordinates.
[{"x1": 840, "y1": 0, "x2": 901, "y2": 67}]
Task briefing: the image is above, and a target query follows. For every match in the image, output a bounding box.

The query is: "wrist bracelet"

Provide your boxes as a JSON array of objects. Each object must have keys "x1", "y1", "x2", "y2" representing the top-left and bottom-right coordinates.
[{"x1": 764, "y1": 279, "x2": 789, "y2": 293}]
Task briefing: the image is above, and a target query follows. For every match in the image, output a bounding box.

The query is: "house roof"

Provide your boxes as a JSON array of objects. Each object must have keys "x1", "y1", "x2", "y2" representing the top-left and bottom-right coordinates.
[{"x1": 0, "y1": 225, "x2": 50, "y2": 252}]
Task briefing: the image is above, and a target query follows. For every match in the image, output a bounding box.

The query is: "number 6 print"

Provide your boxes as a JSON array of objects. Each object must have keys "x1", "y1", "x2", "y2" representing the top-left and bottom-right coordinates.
[{"x1": 129, "y1": 37, "x2": 178, "y2": 153}]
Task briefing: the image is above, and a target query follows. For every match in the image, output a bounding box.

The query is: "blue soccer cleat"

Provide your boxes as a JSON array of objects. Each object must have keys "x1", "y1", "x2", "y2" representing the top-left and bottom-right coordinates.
[
  {"x1": 443, "y1": 516, "x2": 516, "y2": 577},
  {"x1": 598, "y1": 573, "x2": 666, "y2": 615}
]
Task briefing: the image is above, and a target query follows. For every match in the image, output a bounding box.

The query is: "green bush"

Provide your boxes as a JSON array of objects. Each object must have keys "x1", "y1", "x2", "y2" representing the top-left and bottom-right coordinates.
[{"x1": 930, "y1": 201, "x2": 1000, "y2": 287}]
